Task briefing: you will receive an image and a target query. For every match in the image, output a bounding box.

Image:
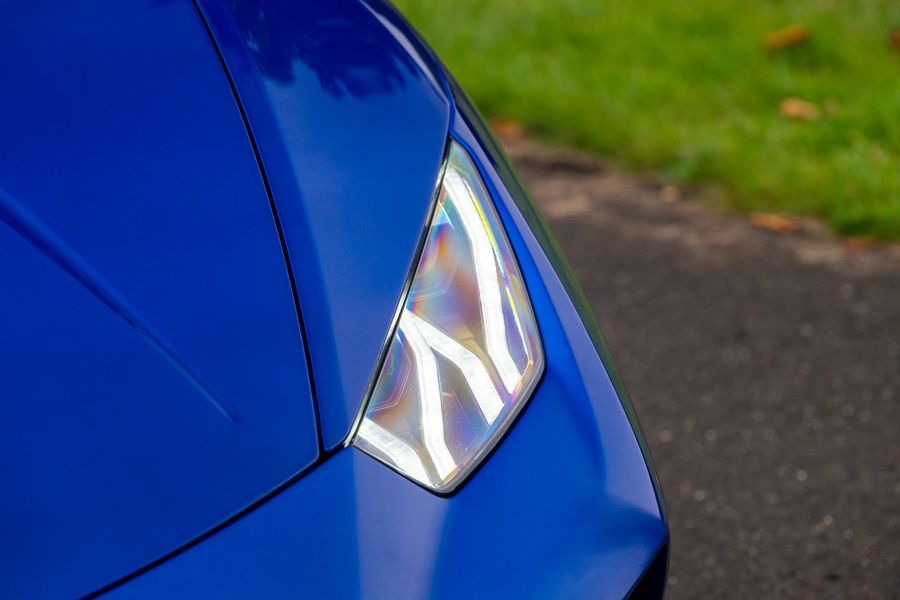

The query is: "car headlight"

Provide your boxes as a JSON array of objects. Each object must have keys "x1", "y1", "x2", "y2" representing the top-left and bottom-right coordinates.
[{"x1": 351, "y1": 140, "x2": 544, "y2": 493}]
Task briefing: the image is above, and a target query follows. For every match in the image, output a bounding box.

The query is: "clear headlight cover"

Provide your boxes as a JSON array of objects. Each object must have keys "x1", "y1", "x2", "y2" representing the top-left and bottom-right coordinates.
[{"x1": 351, "y1": 141, "x2": 544, "y2": 493}]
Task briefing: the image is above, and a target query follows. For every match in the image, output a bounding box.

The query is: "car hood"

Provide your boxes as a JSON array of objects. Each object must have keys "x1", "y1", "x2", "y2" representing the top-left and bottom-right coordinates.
[
  {"x1": 0, "y1": 0, "x2": 320, "y2": 596},
  {"x1": 197, "y1": 0, "x2": 452, "y2": 450},
  {"x1": 0, "y1": 0, "x2": 450, "y2": 595}
]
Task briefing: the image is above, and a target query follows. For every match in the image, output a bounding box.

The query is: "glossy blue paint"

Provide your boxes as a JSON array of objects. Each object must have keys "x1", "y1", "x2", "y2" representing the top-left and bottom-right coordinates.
[
  {"x1": 0, "y1": 1, "x2": 318, "y2": 597},
  {"x1": 108, "y1": 114, "x2": 667, "y2": 599},
  {"x1": 1, "y1": 0, "x2": 666, "y2": 596},
  {"x1": 195, "y1": 0, "x2": 451, "y2": 450}
]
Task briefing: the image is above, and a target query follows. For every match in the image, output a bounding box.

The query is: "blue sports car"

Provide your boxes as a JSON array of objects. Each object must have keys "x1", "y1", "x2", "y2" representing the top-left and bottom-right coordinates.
[{"x1": 0, "y1": 1, "x2": 668, "y2": 597}]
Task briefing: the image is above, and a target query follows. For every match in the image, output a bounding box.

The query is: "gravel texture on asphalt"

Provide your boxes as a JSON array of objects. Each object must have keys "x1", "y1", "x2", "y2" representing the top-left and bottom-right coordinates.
[{"x1": 503, "y1": 138, "x2": 900, "y2": 599}]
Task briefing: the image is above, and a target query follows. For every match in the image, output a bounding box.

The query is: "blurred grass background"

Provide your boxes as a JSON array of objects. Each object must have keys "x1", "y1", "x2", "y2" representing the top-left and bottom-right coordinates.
[{"x1": 394, "y1": 0, "x2": 900, "y2": 239}]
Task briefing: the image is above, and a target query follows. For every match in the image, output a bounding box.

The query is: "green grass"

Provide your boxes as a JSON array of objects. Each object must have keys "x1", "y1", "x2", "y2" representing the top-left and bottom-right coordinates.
[{"x1": 394, "y1": 0, "x2": 900, "y2": 239}]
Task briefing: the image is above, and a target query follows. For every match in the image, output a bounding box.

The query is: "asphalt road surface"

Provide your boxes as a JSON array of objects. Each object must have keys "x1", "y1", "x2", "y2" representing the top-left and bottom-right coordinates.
[{"x1": 504, "y1": 138, "x2": 900, "y2": 599}]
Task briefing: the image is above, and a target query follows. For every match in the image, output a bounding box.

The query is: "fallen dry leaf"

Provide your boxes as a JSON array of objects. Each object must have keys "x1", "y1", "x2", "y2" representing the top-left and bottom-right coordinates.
[
  {"x1": 489, "y1": 118, "x2": 525, "y2": 142},
  {"x1": 763, "y1": 24, "x2": 813, "y2": 52},
  {"x1": 843, "y1": 237, "x2": 876, "y2": 252},
  {"x1": 890, "y1": 30, "x2": 900, "y2": 52},
  {"x1": 751, "y1": 212, "x2": 796, "y2": 233},
  {"x1": 780, "y1": 97, "x2": 820, "y2": 121},
  {"x1": 660, "y1": 185, "x2": 681, "y2": 203}
]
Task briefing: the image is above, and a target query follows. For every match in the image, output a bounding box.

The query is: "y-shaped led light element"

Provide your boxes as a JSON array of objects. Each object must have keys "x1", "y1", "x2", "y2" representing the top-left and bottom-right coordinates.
[
  {"x1": 398, "y1": 313, "x2": 456, "y2": 480},
  {"x1": 353, "y1": 142, "x2": 544, "y2": 493},
  {"x1": 403, "y1": 309, "x2": 503, "y2": 424}
]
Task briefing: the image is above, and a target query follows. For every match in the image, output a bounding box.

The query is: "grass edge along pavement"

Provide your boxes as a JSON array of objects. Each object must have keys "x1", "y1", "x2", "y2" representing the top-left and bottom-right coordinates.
[{"x1": 394, "y1": 0, "x2": 900, "y2": 240}]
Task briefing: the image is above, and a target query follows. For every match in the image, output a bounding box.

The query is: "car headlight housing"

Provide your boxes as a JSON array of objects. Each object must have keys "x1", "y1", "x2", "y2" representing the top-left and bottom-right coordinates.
[{"x1": 351, "y1": 141, "x2": 544, "y2": 493}]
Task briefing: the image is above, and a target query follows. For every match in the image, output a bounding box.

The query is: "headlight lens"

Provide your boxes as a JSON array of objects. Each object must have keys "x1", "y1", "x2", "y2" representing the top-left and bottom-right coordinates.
[{"x1": 352, "y1": 141, "x2": 544, "y2": 492}]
